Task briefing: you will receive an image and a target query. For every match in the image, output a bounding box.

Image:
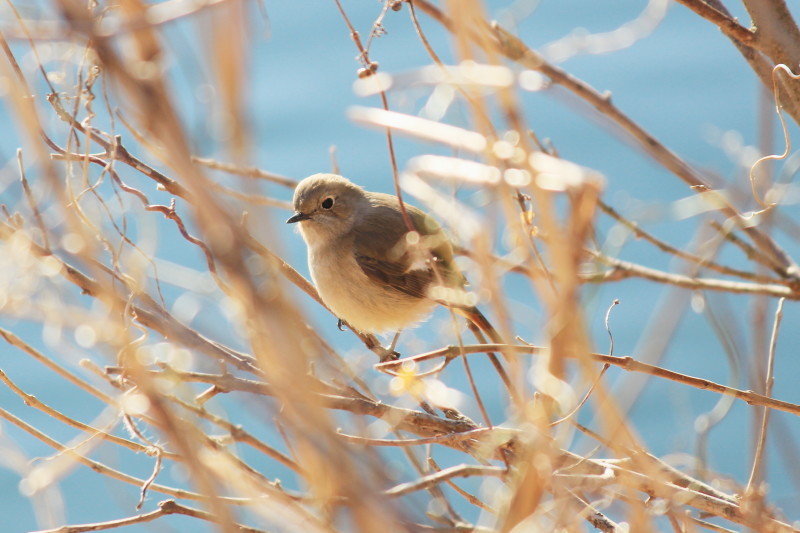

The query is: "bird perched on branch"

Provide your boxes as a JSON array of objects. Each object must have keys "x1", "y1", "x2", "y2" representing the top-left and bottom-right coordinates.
[{"x1": 287, "y1": 173, "x2": 500, "y2": 361}]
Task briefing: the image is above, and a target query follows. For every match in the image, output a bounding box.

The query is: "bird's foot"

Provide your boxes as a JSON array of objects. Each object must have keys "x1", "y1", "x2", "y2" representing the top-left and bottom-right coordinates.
[
  {"x1": 387, "y1": 330, "x2": 402, "y2": 354},
  {"x1": 363, "y1": 333, "x2": 400, "y2": 362},
  {"x1": 372, "y1": 345, "x2": 400, "y2": 362}
]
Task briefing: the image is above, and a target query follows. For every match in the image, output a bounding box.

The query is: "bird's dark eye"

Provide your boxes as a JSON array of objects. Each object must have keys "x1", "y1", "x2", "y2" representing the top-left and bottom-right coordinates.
[{"x1": 321, "y1": 197, "x2": 334, "y2": 209}]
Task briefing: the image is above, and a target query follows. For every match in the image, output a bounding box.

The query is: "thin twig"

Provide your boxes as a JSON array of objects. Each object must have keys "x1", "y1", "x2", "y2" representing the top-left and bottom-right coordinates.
[
  {"x1": 31, "y1": 499, "x2": 267, "y2": 533},
  {"x1": 385, "y1": 464, "x2": 506, "y2": 497},
  {"x1": 0, "y1": 222, "x2": 259, "y2": 374},
  {"x1": 331, "y1": 0, "x2": 415, "y2": 232},
  {"x1": 191, "y1": 156, "x2": 296, "y2": 187},
  {"x1": 746, "y1": 297, "x2": 784, "y2": 490},
  {"x1": 428, "y1": 457, "x2": 495, "y2": 513},
  {"x1": 336, "y1": 427, "x2": 500, "y2": 447},
  {"x1": 548, "y1": 299, "x2": 618, "y2": 427},
  {"x1": 0, "y1": 408, "x2": 256, "y2": 504},
  {"x1": 170, "y1": 394, "x2": 302, "y2": 473},
  {"x1": 17, "y1": 149, "x2": 51, "y2": 250},
  {"x1": 598, "y1": 201, "x2": 781, "y2": 284},
  {"x1": 0, "y1": 369, "x2": 172, "y2": 459},
  {"x1": 590, "y1": 251, "x2": 797, "y2": 299}
]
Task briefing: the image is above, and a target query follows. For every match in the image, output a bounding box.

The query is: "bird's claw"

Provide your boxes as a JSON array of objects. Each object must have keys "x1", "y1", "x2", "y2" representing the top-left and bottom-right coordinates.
[
  {"x1": 363, "y1": 332, "x2": 401, "y2": 362},
  {"x1": 372, "y1": 345, "x2": 400, "y2": 362}
]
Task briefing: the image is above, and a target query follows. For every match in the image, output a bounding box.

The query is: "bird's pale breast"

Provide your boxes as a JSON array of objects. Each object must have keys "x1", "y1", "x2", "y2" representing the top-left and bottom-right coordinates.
[{"x1": 307, "y1": 241, "x2": 436, "y2": 334}]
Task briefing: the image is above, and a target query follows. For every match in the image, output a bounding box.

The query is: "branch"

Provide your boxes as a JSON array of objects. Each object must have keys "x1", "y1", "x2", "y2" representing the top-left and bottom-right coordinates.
[
  {"x1": 742, "y1": 0, "x2": 800, "y2": 67},
  {"x1": 376, "y1": 343, "x2": 800, "y2": 417},
  {"x1": 0, "y1": 369, "x2": 176, "y2": 460},
  {"x1": 412, "y1": 0, "x2": 800, "y2": 281},
  {"x1": 46, "y1": 95, "x2": 190, "y2": 200},
  {"x1": 104, "y1": 364, "x2": 486, "y2": 450},
  {"x1": 597, "y1": 201, "x2": 781, "y2": 284},
  {"x1": 0, "y1": 408, "x2": 254, "y2": 504},
  {"x1": 674, "y1": 0, "x2": 800, "y2": 127},
  {"x1": 590, "y1": 251, "x2": 797, "y2": 299},
  {"x1": 385, "y1": 465, "x2": 506, "y2": 497},
  {"x1": 191, "y1": 156, "x2": 297, "y2": 187},
  {"x1": 336, "y1": 427, "x2": 504, "y2": 447},
  {"x1": 0, "y1": 222, "x2": 259, "y2": 375},
  {"x1": 672, "y1": 0, "x2": 755, "y2": 45},
  {"x1": 31, "y1": 499, "x2": 267, "y2": 533}
]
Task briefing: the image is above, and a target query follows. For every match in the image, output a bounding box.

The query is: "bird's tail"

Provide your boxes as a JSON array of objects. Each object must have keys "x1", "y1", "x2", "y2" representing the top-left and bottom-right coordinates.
[
  {"x1": 455, "y1": 306, "x2": 519, "y2": 402},
  {"x1": 456, "y1": 305, "x2": 503, "y2": 345}
]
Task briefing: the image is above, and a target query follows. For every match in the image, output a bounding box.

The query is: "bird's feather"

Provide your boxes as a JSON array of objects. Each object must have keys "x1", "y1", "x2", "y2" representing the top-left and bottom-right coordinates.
[{"x1": 352, "y1": 192, "x2": 464, "y2": 300}]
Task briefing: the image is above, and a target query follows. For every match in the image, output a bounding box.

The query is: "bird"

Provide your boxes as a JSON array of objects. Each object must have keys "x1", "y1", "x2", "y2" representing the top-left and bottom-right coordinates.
[{"x1": 286, "y1": 173, "x2": 500, "y2": 361}]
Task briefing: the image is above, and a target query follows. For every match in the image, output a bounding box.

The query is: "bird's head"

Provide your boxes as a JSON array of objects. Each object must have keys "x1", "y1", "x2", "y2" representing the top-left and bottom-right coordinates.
[{"x1": 287, "y1": 173, "x2": 366, "y2": 244}]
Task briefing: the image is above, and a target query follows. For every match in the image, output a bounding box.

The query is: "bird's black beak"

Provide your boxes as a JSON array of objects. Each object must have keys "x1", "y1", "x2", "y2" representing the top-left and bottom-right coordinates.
[{"x1": 286, "y1": 211, "x2": 311, "y2": 224}]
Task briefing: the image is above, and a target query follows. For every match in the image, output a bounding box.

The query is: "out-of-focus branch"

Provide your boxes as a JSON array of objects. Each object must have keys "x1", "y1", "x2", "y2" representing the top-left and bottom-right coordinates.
[
  {"x1": 191, "y1": 156, "x2": 297, "y2": 187},
  {"x1": 167, "y1": 394, "x2": 302, "y2": 473},
  {"x1": 493, "y1": 25, "x2": 799, "y2": 279},
  {"x1": 0, "y1": 327, "x2": 115, "y2": 404},
  {"x1": 412, "y1": 0, "x2": 800, "y2": 281},
  {"x1": 746, "y1": 297, "x2": 784, "y2": 493},
  {"x1": 0, "y1": 222, "x2": 259, "y2": 374},
  {"x1": 46, "y1": 104, "x2": 393, "y2": 360}
]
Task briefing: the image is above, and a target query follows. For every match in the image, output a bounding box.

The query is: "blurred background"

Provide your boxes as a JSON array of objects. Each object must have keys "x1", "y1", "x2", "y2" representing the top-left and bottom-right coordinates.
[{"x1": 1, "y1": 0, "x2": 799, "y2": 531}]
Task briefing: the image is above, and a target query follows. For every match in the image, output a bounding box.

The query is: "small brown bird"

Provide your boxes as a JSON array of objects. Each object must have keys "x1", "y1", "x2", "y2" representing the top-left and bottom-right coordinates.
[{"x1": 287, "y1": 173, "x2": 500, "y2": 357}]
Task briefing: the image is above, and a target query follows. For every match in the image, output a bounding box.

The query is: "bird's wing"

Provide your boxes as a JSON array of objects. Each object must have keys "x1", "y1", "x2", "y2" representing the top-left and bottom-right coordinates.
[
  {"x1": 352, "y1": 194, "x2": 463, "y2": 300},
  {"x1": 353, "y1": 252, "x2": 433, "y2": 299}
]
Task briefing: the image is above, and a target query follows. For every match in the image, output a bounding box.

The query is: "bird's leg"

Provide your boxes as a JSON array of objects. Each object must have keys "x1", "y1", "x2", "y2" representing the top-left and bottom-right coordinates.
[
  {"x1": 375, "y1": 331, "x2": 403, "y2": 362},
  {"x1": 388, "y1": 329, "x2": 403, "y2": 354},
  {"x1": 363, "y1": 332, "x2": 400, "y2": 362},
  {"x1": 337, "y1": 319, "x2": 346, "y2": 331}
]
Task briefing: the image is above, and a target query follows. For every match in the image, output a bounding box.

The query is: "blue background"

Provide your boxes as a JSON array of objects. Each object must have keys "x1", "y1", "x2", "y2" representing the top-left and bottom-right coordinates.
[{"x1": 1, "y1": 0, "x2": 799, "y2": 531}]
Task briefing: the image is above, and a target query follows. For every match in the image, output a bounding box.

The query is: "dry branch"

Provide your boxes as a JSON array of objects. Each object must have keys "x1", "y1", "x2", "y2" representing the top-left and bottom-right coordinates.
[{"x1": 0, "y1": 0, "x2": 798, "y2": 531}]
